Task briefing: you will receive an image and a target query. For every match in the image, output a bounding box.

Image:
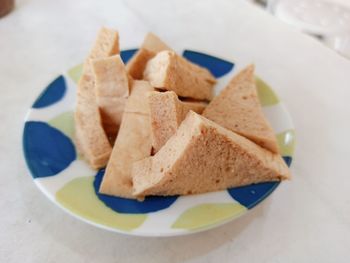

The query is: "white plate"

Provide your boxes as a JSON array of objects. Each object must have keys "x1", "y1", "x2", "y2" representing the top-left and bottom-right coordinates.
[{"x1": 22, "y1": 49, "x2": 295, "y2": 236}]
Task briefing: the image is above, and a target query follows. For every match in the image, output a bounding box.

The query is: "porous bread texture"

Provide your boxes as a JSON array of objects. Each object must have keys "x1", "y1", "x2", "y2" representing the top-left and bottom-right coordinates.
[
  {"x1": 92, "y1": 55, "x2": 129, "y2": 141},
  {"x1": 99, "y1": 80, "x2": 154, "y2": 198},
  {"x1": 126, "y1": 33, "x2": 171, "y2": 79},
  {"x1": 132, "y1": 111, "x2": 290, "y2": 198},
  {"x1": 87, "y1": 27, "x2": 119, "y2": 63},
  {"x1": 203, "y1": 65, "x2": 279, "y2": 153},
  {"x1": 142, "y1": 32, "x2": 172, "y2": 53},
  {"x1": 75, "y1": 27, "x2": 119, "y2": 169},
  {"x1": 148, "y1": 91, "x2": 207, "y2": 152},
  {"x1": 126, "y1": 49, "x2": 156, "y2": 80},
  {"x1": 143, "y1": 50, "x2": 216, "y2": 101}
]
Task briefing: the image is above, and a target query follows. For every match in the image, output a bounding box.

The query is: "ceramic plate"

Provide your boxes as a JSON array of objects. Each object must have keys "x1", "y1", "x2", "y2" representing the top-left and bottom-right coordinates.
[{"x1": 23, "y1": 49, "x2": 295, "y2": 237}]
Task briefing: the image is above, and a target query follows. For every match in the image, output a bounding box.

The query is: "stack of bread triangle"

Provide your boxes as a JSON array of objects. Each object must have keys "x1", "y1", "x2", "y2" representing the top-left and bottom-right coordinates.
[
  {"x1": 75, "y1": 28, "x2": 290, "y2": 200},
  {"x1": 75, "y1": 27, "x2": 119, "y2": 169}
]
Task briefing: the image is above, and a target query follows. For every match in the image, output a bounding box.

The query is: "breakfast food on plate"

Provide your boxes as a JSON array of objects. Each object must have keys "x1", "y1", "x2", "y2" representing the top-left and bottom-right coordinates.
[
  {"x1": 126, "y1": 33, "x2": 172, "y2": 79},
  {"x1": 127, "y1": 49, "x2": 156, "y2": 80},
  {"x1": 99, "y1": 81, "x2": 154, "y2": 198},
  {"x1": 76, "y1": 28, "x2": 290, "y2": 200},
  {"x1": 203, "y1": 65, "x2": 279, "y2": 153},
  {"x1": 132, "y1": 111, "x2": 290, "y2": 198},
  {"x1": 141, "y1": 32, "x2": 172, "y2": 52},
  {"x1": 148, "y1": 91, "x2": 207, "y2": 152},
  {"x1": 143, "y1": 50, "x2": 216, "y2": 100},
  {"x1": 75, "y1": 27, "x2": 119, "y2": 169},
  {"x1": 92, "y1": 55, "x2": 129, "y2": 140}
]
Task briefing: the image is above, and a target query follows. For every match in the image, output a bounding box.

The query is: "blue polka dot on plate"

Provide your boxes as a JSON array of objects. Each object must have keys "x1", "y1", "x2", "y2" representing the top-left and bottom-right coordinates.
[
  {"x1": 32, "y1": 76, "x2": 66, "y2": 108},
  {"x1": 23, "y1": 121, "x2": 76, "y2": 178},
  {"x1": 120, "y1": 49, "x2": 138, "y2": 64},
  {"x1": 182, "y1": 50, "x2": 234, "y2": 78},
  {"x1": 94, "y1": 169, "x2": 178, "y2": 214},
  {"x1": 227, "y1": 156, "x2": 292, "y2": 209}
]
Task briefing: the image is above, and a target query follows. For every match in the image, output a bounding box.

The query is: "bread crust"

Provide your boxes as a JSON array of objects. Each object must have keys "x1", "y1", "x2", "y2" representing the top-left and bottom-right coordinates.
[
  {"x1": 75, "y1": 27, "x2": 119, "y2": 169},
  {"x1": 148, "y1": 91, "x2": 207, "y2": 152},
  {"x1": 92, "y1": 55, "x2": 129, "y2": 141},
  {"x1": 99, "y1": 81, "x2": 154, "y2": 198},
  {"x1": 203, "y1": 65, "x2": 279, "y2": 153},
  {"x1": 143, "y1": 51, "x2": 216, "y2": 100},
  {"x1": 126, "y1": 32, "x2": 171, "y2": 79},
  {"x1": 132, "y1": 111, "x2": 290, "y2": 198}
]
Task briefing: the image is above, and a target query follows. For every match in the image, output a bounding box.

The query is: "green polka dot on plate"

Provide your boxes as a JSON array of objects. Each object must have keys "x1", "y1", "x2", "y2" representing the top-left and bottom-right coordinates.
[
  {"x1": 172, "y1": 203, "x2": 247, "y2": 230},
  {"x1": 56, "y1": 176, "x2": 147, "y2": 231},
  {"x1": 256, "y1": 77, "x2": 280, "y2": 107}
]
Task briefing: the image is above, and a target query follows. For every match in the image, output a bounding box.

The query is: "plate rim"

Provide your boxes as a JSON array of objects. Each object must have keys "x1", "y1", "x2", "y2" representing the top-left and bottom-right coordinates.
[{"x1": 22, "y1": 50, "x2": 295, "y2": 237}]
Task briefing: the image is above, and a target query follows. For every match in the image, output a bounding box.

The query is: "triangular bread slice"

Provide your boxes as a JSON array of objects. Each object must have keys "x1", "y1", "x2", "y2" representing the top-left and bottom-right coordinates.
[
  {"x1": 142, "y1": 32, "x2": 172, "y2": 52},
  {"x1": 92, "y1": 55, "x2": 129, "y2": 141},
  {"x1": 126, "y1": 33, "x2": 171, "y2": 79},
  {"x1": 99, "y1": 80, "x2": 154, "y2": 198},
  {"x1": 75, "y1": 27, "x2": 119, "y2": 169},
  {"x1": 203, "y1": 65, "x2": 279, "y2": 153},
  {"x1": 132, "y1": 111, "x2": 290, "y2": 198},
  {"x1": 126, "y1": 49, "x2": 156, "y2": 80},
  {"x1": 148, "y1": 91, "x2": 207, "y2": 152},
  {"x1": 143, "y1": 50, "x2": 216, "y2": 101}
]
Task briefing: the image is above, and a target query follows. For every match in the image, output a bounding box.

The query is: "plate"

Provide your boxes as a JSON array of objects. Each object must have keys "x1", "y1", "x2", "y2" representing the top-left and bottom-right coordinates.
[{"x1": 22, "y1": 49, "x2": 295, "y2": 237}]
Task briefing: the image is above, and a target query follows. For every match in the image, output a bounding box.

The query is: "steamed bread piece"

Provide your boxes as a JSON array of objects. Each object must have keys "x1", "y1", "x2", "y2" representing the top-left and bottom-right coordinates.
[
  {"x1": 142, "y1": 32, "x2": 172, "y2": 52},
  {"x1": 132, "y1": 111, "x2": 290, "y2": 198},
  {"x1": 92, "y1": 55, "x2": 129, "y2": 140},
  {"x1": 126, "y1": 33, "x2": 172, "y2": 79},
  {"x1": 148, "y1": 91, "x2": 207, "y2": 152},
  {"x1": 75, "y1": 27, "x2": 119, "y2": 169},
  {"x1": 143, "y1": 50, "x2": 216, "y2": 100},
  {"x1": 203, "y1": 65, "x2": 279, "y2": 153},
  {"x1": 99, "y1": 81, "x2": 154, "y2": 198},
  {"x1": 127, "y1": 49, "x2": 155, "y2": 80}
]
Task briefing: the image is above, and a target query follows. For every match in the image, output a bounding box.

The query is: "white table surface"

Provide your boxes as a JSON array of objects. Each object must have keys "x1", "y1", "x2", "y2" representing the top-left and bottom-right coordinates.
[{"x1": 1, "y1": 0, "x2": 350, "y2": 262}]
